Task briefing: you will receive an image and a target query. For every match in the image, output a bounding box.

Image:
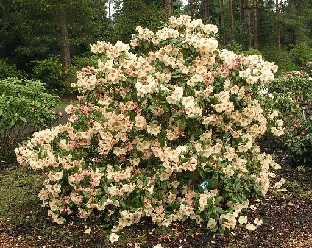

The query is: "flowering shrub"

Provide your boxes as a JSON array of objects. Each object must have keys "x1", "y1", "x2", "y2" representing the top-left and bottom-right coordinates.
[
  {"x1": 0, "y1": 78, "x2": 59, "y2": 161},
  {"x1": 16, "y1": 16, "x2": 284, "y2": 236},
  {"x1": 287, "y1": 120, "x2": 312, "y2": 166}
]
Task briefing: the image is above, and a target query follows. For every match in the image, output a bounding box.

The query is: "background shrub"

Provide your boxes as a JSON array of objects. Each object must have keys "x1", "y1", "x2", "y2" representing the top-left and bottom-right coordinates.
[
  {"x1": 257, "y1": 74, "x2": 312, "y2": 159},
  {"x1": 32, "y1": 57, "x2": 77, "y2": 95},
  {"x1": 32, "y1": 55, "x2": 98, "y2": 95},
  {"x1": 261, "y1": 46, "x2": 299, "y2": 74},
  {"x1": 0, "y1": 78, "x2": 60, "y2": 162},
  {"x1": 0, "y1": 59, "x2": 23, "y2": 79},
  {"x1": 290, "y1": 42, "x2": 312, "y2": 68},
  {"x1": 287, "y1": 119, "x2": 312, "y2": 166}
]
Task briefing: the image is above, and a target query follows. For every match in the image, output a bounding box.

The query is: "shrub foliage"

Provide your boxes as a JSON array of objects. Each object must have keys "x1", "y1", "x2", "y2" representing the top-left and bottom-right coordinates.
[{"x1": 0, "y1": 78, "x2": 59, "y2": 161}]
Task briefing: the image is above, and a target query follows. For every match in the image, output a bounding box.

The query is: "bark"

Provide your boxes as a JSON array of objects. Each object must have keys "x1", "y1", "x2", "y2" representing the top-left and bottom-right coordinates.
[
  {"x1": 240, "y1": 0, "x2": 244, "y2": 22},
  {"x1": 164, "y1": 0, "x2": 173, "y2": 15},
  {"x1": 201, "y1": 0, "x2": 210, "y2": 22},
  {"x1": 58, "y1": 5, "x2": 71, "y2": 67},
  {"x1": 276, "y1": 0, "x2": 281, "y2": 49},
  {"x1": 218, "y1": 0, "x2": 226, "y2": 44},
  {"x1": 189, "y1": 0, "x2": 194, "y2": 19},
  {"x1": 243, "y1": 0, "x2": 251, "y2": 50},
  {"x1": 253, "y1": 0, "x2": 258, "y2": 48},
  {"x1": 229, "y1": 0, "x2": 235, "y2": 42}
]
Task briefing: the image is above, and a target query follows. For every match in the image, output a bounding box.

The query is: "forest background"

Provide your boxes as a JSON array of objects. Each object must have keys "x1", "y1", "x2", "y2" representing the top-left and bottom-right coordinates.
[{"x1": 1, "y1": 0, "x2": 312, "y2": 94}]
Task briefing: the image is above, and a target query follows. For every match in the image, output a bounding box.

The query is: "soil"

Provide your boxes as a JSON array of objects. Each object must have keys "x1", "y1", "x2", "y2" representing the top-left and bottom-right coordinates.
[{"x1": 0, "y1": 160, "x2": 311, "y2": 248}]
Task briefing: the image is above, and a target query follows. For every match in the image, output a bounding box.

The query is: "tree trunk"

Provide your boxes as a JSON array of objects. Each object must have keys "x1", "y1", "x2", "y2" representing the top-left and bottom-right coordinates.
[
  {"x1": 276, "y1": 0, "x2": 281, "y2": 49},
  {"x1": 229, "y1": 0, "x2": 235, "y2": 42},
  {"x1": 253, "y1": 0, "x2": 258, "y2": 48},
  {"x1": 240, "y1": 0, "x2": 244, "y2": 22},
  {"x1": 164, "y1": 0, "x2": 173, "y2": 15},
  {"x1": 243, "y1": 0, "x2": 251, "y2": 50},
  {"x1": 218, "y1": 0, "x2": 226, "y2": 44},
  {"x1": 58, "y1": 5, "x2": 71, "y2": 67},
  {"x1": 201, "y1": 0, "x2": 210, "y2": 22},
  {"x1": 189, "y1": 0, "x2": 195, "y2": 19}
]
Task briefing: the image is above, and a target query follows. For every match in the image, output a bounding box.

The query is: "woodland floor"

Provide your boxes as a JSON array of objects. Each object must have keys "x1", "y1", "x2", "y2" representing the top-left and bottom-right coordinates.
[{"x1": 0, "y1": 156, "x2": 311, "y2": 248}]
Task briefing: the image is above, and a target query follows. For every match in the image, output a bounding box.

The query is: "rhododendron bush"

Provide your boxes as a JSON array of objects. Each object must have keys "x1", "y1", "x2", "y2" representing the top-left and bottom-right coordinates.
[{"x1": 16, "y1": 16, "x2": 285, "y2": 235}]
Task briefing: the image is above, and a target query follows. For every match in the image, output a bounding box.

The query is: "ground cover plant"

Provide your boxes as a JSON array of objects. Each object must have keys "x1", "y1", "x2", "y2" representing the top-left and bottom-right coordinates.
[{"x1": 15, "y1": 15, "x2": 286, "y2": 243}]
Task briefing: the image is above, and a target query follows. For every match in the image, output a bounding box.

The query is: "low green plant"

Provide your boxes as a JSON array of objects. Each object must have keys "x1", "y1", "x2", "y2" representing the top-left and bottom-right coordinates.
[
  {"x1": 0, "y1": 78, "x2": 60, "y2": 162},
  {"x1": 0, "y1": 59, "x2": 23, "y2": 79},
  {"x1": 290, "y1": 42, "x2": 312, "y2": 68},
  {"x1": 287, "y1": 119, "x2": 312, "y2": 166}
]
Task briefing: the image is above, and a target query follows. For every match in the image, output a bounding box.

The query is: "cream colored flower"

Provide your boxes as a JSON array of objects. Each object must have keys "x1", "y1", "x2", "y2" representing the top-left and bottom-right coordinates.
[
  {"x1": 254, "y1": 217, "x2": 263, "y2": 226},
  {"x1": 238, "y1": 216, "x2": 247, "y2": 224},
  {"x1": 207, "y1": 218, "x2": 217, "y2": 229},
  {"x1": 109, "y1": 233, "x2": 119, "y2": 243},
  {"x1": 245, "y1": 223, "x2": 257, "y2": 231}
]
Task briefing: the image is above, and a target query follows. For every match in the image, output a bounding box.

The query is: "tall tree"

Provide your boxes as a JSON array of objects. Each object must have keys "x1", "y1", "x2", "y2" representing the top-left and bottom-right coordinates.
[
  {"x1": 201, "y1": 0, "x2": 210, "y2": 22},
  {"x1": 275, "y1": 0, "x2": 281, "y2": 49},
  {"x1": 253, "y1": 0, "x2": 258, "y2": 48},
  {"x1": 189, "y1": 0, "x2": 195, "y2": 19},
  {"x1": 164, "y1": 0, "x2": 173, "y2": 14},
  {"x1": 218, "y1": 0, "x2": 226, "y2": 44},
  {"x1": 58, "y1": 4, "x2": 71, "y2": 67},
  {"x1": 243, "y1": 0, "x2": 251, "y2": 49},
  {"x1": 0, "y1": 0, "x2": 107, "y2": 70},
  {"x1": 113, "y1": 0, "x2": 168, "y2": 43},
  {"x1": 229, "y1": 0, "x2": 235, "y2": 42}
]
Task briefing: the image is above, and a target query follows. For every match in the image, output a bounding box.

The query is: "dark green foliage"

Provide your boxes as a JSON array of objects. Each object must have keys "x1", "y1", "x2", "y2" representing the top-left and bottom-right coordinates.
[
  {"x1": 32, "y1": 57, "x2": 76, "y2": 94},
  {"x1": 258, "y1": 75, "x2": 312, "y2": 152},
  {"x1": 32, "y1": 55, "x2": 99, "y2": 95},
  {"x1": 261, "y1": 46, "x2": 300, "y2": 74},
  {"x1": 0, "y1": 59, "x2": 23, "y2": 79},
  {"x1": 0, "y1": 78, "x2": 60, "y2": 161},
  {"x1": 110, "y1": 0, "x2": 169, "y2": 43},
  {"x1": 0, "y1": 0, "x2": 107, "y2": 71},
  {"x1": 287, "y1": 119, "x2": 312, "y2": 166},
  {"x1": 290, "y1": 42, "x2": 312, "y2": 67}
]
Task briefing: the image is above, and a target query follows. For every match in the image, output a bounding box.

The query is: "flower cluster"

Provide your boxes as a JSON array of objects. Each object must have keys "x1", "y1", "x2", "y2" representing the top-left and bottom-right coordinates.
[{"x1": 16, "y1": 15, "x2": 283, "y2": 237}]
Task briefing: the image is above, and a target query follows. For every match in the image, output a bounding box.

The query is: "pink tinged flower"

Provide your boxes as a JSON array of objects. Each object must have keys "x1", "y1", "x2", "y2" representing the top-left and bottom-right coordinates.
[
  {"x1": 58, "y1": 111, "x2": 63, "y2": 116},
  {"x1": 119, "y1": 154, "x2": 126, "y2": 163},
  {"x1": 84, "y1": 227, "x2": 91, "y2": 234},
  {"x1": 64, "y1": 196, "x2": 70, "y2": 204},
  {"x1": 70, "y1": 140, "x2": 77, "y2": 148},
  {"x1": 82, "y1": 106, "x2": 89, "y2": 114}
]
